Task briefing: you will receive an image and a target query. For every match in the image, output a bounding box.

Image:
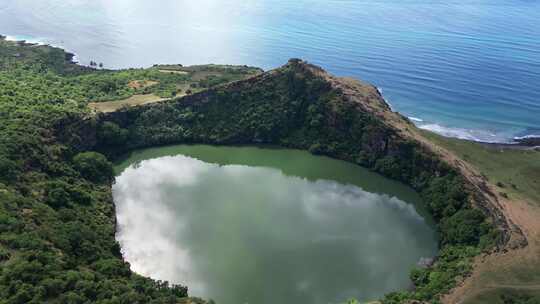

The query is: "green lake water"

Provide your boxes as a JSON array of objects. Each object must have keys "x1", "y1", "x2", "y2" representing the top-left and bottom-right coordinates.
[{"x1": 113, "y1": 145, "x2": 438, "y2": 303}]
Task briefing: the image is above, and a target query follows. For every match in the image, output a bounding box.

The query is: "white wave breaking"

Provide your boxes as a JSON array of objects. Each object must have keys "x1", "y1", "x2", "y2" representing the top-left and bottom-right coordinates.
[
  {"x1": 417, "y1": 123, "x2": 513, "y2": 143},
  {"x1": 376, "y1": 86, "x2": 520, "y2": 144},
  {"x1": 408, "y1": 117, "x2": 424, "y2": 122},
  {"x1": 513, "y1": 134, "x2": 540, "y2": 140},
  {"x1": 376, "y1": 87, "x2": 396, "y2": 111}
]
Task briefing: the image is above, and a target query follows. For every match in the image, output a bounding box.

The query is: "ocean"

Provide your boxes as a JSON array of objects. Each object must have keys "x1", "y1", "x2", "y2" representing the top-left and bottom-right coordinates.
[{"x1": 1, "y1": 0, "x2": 539, "y2": 142}]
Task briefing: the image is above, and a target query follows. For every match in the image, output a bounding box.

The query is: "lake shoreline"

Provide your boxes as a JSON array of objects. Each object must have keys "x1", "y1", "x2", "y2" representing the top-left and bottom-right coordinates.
[{"x1": 114, "y1": 144, "x2": 439, "y2": 303}]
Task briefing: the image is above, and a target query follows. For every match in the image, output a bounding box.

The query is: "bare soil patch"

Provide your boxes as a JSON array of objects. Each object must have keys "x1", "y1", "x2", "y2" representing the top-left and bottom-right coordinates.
[
  {"x1": 127, "y1": 80, "x2": 159, "y2": 89},
  {"x1": 89, "y1": 94, "x2": 169, "y2": 113}
]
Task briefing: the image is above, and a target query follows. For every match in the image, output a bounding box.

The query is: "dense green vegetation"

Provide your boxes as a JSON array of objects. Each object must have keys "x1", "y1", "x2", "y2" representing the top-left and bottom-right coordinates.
[
  {"x1": 0, "y1": 38, "x2": 257, "y2": 304},
  {"x1": 0, "y1": 37, "x2": 502, "y2": 303},
  {"x1": 0, "y1": 37, "x2": 260, "y2": 110}
]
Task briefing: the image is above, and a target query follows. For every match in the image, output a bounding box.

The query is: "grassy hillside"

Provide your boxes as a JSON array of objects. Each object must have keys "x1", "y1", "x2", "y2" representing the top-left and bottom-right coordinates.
[
  {"x1": 422, "y1": 131, "x2": 540, "y2": 205},
  {"x1": 421, "y1": 132, "x2": 540, "y2": 304}
]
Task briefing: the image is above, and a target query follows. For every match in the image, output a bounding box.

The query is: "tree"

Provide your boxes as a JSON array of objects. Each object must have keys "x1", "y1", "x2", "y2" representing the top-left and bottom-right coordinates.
[
  {"x1": 0, "y1": 158, "x2": 19, "y2": 183},
  {"x1": 72, "y1": 152, "x2": 114, "y2": 183},
  {"x1": 440, "y1": 209, "x2": 487, "y2": 246},
  {"x1": 98, "y1": 121, "x2": 128, "y2": 146},
  {"x1": 46, "y1": 180, "x2": 71, "y2": 209}
]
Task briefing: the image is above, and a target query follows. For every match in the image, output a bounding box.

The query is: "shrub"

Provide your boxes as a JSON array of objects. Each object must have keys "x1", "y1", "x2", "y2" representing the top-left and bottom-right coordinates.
[
  {"x1": 92, "y1": 259, "x2": 131, "y2": 278},
  {"x1": 0, "y1": 248, "x2": 10, "y2": 261},
  {"x1": 46, "y1": 180, "x2": 72, "y2": 209},
  {"x1": 0, "y1": 158, "x2": 19, "y2": 183},
  {"x1": 98, "y1": 121, "x2": 128, "y2": 146},
  {"x1": 421, "y1": 175, "x2": 467, "y2": 220},
  {"x1": 72, "y1": 152, "x2": 113, "y2": 183},
  {"x1": 440, "y1": 209, "x2": 488, "y2": 246}
]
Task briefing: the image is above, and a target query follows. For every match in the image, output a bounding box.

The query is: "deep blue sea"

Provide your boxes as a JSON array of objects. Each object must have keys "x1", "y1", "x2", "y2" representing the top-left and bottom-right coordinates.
[{"x1": 1, "y1": 0, "x2": 539, "y2": 142}]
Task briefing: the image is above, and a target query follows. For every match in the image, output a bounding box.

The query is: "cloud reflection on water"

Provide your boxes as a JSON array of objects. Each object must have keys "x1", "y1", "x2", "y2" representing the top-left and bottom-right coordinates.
[{"x1": 114, "y1": 154, "x2": 437, "y2": 303}]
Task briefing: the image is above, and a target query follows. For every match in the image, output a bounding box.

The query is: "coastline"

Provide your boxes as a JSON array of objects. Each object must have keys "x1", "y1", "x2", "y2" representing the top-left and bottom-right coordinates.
[
  {"x1": 0, "y1": 34, "x2": 80, "y2": 64},
  {"x1": 2, "y1": 32, "x2": 537, "y2": 148},
  {"x1": 376, "y1": 86, "x2": 540, "y2": 150}
]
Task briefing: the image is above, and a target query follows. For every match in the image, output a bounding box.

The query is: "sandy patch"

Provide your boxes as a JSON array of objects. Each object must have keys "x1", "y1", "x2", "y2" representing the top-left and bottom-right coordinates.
[{"x1": 89, "y1": 94, "x2": 168, "y2": 113}]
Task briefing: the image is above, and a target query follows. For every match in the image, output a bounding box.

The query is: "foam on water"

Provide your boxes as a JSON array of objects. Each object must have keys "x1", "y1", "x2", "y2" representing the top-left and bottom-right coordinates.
[
  {"x1": 417, "y1": 123, "x2": 511, "y2": 143},
  {"x1": 408, "y1": 117, "x2": 424, "y2": 123},
  {"x1": 514, "y1": 134, "x2": 540, "y2": 140},
  {"x1": 376, "y1": 88, "x2": 528, "y2": 144}
]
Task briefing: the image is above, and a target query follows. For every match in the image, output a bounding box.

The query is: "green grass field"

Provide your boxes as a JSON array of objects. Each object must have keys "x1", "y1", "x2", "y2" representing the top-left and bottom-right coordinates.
[{"x1": 421, "y1": 131, "x2": 540, "y2": 205}]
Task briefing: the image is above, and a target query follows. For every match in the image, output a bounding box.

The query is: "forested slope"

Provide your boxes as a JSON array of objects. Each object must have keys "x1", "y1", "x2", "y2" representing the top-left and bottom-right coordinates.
[{"x1": 0, "y1": 37, "x2": 229, "y2": 304}]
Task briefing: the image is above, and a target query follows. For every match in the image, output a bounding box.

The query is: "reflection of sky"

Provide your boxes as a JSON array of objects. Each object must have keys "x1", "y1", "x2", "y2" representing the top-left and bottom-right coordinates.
[{"x1": 113, "y1": 155, "x2": 437, "y2": 303}]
